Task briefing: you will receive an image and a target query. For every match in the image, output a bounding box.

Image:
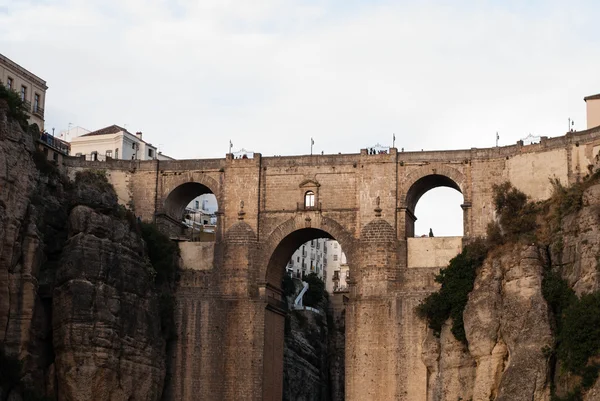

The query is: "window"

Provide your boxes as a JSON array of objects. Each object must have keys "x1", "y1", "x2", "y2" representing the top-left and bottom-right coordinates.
[
  {"x1": 132, "y1": 142, "x2": 136, "y2": 149},
  {"x1": 334, "y1": 242, "x2": 338, "y2": 249},
  {"x1": 106, "y1": 150, "x2": 112, "y2": 158},
  {"x1": 91, "y1": 151, "x2": 98, "y2": 161},
  {"x1": 304, "y1": 190, "x2": 315, "y2": 208},
  {"x1": 53, "y1": 152, "x2": 58, "y2": 162},
  {"x1": 6, "y1": 77, "x2": 12, "y2": 90},
  {"x1": 297, "y1": 256, "x2": 300, "y2": 262},
  {"x1": 20, "y1": 86, "x2": 26, "y2": 101},
  {"x1": 311, "y1": 240, "x2": 315, "y2": 247},
  {"x1": 148, "y1": 149, "x2": 154, "y2": 158},
  {"x1": 115, "y1": 148, "x2": 119, "y2": 159},
  {"x1": 195, "y1": 200, "x2": 200, "y2": 209},
  {"x1": 333, "y1": 255, "x2": 338, "y2": 261},
  {"x1": 75, "y1": 153, "x2": 82, "y2": 157},
  {"x1": 34, "y1": 94, "x2": 40, "y2": 112}
]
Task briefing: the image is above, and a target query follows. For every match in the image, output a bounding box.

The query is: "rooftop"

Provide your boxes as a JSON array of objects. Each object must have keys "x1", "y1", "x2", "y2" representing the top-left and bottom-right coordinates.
[
  {"x1": 584, "y1": 93, "x2": 600, "y2": 101},
  {"x1": 0, "y1": 53, "x2": 48, "y2": 89},
  {"x1": 80, "y1": 124, "x2": 129, "y2": 137},
  {"x1": 77, "y1": 124, "x2": 156, "y2": 148}
]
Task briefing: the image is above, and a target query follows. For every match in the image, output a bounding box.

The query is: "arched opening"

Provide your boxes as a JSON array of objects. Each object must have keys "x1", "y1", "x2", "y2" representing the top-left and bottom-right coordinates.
[
  {"x1": 414, "y1": 188, "x2": 464, "y2": 237},
  {"x1": 405, "y1": 174, "x2": 465, "y2": 268},
  {"x1": 405, "y1": 174, "x2": 463, "y2": 237},
  {"x1": 263, "y1": 228, "x2": 348, "y2": 401},
  {"x1": 163, "y1": 182, "x2": 218, "y2": 241}
]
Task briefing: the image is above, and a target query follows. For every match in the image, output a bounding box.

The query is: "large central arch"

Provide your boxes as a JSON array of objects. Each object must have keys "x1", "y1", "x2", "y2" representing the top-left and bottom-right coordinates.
[{"x1": 260, "y1": 215, "x2": 356, "y2": 401}]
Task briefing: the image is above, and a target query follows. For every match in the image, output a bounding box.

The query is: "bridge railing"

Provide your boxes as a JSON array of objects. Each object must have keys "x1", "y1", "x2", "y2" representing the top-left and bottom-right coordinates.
[{"x1": 296, "y1": 202, "x2": 322, "y2": 211}]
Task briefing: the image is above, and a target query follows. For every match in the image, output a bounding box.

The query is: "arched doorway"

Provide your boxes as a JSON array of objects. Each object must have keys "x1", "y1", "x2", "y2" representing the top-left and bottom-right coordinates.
[
  {"x1": 162, "y1": 182, "x2": 219, "y2": 240},
  {"x1": 262, "y1": 226, "x2": 352, "y2": 401}
]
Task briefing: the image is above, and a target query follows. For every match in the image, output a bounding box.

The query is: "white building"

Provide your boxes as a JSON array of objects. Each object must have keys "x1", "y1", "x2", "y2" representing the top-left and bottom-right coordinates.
[
  {"x1": 1, "y1": 53, "x2": 47, "y2": 130},
  {"x1": 69, "y1": 125, "x2": 159, "y2": 161},
  {"x1": 323, "y1": 240, "x2": 349, "y2": 293},
  {"x1": 286, "y1": 239, "x2": 348, "y2": 293}
]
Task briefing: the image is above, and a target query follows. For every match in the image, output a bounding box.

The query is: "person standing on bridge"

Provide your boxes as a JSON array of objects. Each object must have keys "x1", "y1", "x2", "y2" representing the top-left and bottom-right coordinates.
[{"x1": 429, "y1": 228, "x2": 434, "y2": 237}]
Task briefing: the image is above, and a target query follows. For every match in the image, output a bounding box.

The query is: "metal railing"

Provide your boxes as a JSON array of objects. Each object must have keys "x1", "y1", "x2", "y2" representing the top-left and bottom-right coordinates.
[
  {"x1": 38, "y1": 133, "x2": 70, "y2": 155},
  {"x1": 22, "y1": 100, "x2": 31, "y2": 112}
]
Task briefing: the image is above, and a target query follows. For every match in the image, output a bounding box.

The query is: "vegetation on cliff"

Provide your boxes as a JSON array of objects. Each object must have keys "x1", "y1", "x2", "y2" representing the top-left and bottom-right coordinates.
[
  {"x1": 419, "y1": 174, "x2": 600, "y2": 399},
  {"x1": 0, "y1": 84, "x2": 29, "y2": 130},
  {"x1": 140, "y1": 222, "x2": 180, "y2": 341},
  {"x1": 416, "y1": 239, "x2": 488, "y2": 344}
]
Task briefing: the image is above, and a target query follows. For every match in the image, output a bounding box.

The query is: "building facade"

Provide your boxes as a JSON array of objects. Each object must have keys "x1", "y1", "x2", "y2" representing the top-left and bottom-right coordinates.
[
  {"x1": 69, "y1": 125, "x2": 158, "y2": 161},
  {"x1": 0, "y1": 53, "x2": 48, "y2": 130},
  {"x1": 585, "y1": 93, "x2": 600, "y2": 130},
  {"x1": 286, "y1": 238, "x2": 348, "y2": 293}
]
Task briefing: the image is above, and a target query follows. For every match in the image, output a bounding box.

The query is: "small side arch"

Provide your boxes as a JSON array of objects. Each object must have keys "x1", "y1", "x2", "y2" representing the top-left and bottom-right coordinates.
[
  {"x1": 161, "y1": 174, "x2": 221, "y2": 221},
  {"x1": 400, "y1": 164, "x2": 469, "y2": 237}
]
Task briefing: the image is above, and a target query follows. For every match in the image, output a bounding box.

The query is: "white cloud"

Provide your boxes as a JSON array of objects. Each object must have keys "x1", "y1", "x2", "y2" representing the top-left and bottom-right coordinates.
[{"x1": 1, "y1": 0, "x2": 599, "y2": 234}]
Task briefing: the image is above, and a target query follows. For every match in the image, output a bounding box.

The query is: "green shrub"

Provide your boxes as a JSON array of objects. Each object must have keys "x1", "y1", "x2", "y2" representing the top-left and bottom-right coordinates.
[
  {"x1": 303, "y1": 273, "x2": 326, "y2": 307},
  {"x1": 417, "y1": 239, "x2": 488, "y2": 344},
  {"x1": 543, "y1": 267, "x2": 600, "y2": 397},
  {"x1": 0, "y1": 84, "x2": 29, "y2": 130},
  {"x1": 282, "y1": 274, "x2": 295, "y2": 297},
  {"x1": 491, "y1": 182, "x2": 537, "y2": 243},
  {"x1": 31, "y1": 149, "x2": 59, "y2": 177},
  {"x1": 140, "y1": 222, "x2": 180, "y2": 341},
  {"x1": 557, "y1": 292, "x2": 600, "y2": 383},
  {"x1": 74, "y1": 170, "x2": 112, "y2": 192},
  {"x1": 140, "y1": 222, "x2": 179, "y2": 286}
]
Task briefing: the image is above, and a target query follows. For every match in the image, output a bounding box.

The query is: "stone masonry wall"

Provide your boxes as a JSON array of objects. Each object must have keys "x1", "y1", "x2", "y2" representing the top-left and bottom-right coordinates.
[{"x1": 60, "y1": 125, "x2": 600, "y2": 401}]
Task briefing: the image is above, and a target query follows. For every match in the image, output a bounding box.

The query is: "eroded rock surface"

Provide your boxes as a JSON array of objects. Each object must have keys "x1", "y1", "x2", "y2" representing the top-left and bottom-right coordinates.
[{"x1": 0, "y1": 101, "x2": 167, "y2": 400}]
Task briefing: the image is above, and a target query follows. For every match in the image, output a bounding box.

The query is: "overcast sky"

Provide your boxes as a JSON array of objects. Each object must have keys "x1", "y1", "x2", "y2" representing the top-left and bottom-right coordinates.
[{"x1": 2, "y1": 0, "x2": 599, "y2": 236}]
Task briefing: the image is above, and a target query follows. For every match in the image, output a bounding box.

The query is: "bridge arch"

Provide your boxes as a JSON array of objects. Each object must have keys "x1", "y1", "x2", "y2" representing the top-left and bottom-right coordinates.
[
  {"x1": 161, "y1": 173, "x2": 220, "y2": 218},
  {"x1": 259, "y1": 215, "x2": 355, "y2": 401},
  {"x1": 261, "y1": 215, "x2": 356, "y2": 289},
  {"x1": 401, "y1": 164, "x2": 469, "y2": 237}
]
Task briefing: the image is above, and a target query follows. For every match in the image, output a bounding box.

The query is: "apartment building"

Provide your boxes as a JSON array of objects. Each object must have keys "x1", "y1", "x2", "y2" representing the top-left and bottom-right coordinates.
[
  {"x1": 286, "y1": 238, "x2": 348, "y2": 293},
  {"x1": 69, "y1": 125, "x2": 158, "y2": 161},
  {"x1": 0, "y1": 53, "x2": 47, "y2": 130}
]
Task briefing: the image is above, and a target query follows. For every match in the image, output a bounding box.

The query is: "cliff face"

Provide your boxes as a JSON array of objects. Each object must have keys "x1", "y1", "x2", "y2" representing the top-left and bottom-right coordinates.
[
  {"x1": 282, "y1": 279, "x2": 344, "y2": 401},
  {"x1": 421, "y1": 179, "x2": 600, "y2": 401},
  {"x1": 0, "y1": 101, "x2": 166, "y2": 401}
]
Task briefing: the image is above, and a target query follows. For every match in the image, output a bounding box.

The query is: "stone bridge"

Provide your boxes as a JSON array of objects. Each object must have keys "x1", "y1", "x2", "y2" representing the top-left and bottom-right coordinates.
[{"x1": 65, "y1": 127, "x2": 600, "y2": 401}]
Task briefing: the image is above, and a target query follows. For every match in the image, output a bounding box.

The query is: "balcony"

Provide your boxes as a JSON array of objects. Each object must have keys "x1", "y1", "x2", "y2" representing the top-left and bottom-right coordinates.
[
  {"x1": 38, "y1": 132, "x2": 70, "y2": 155},
  {"x1": 33, "y1": 106, "x2": 44, "y2": 118},
  {"x1": 22, "y1": 100, "x2": 31, "y2": 112},
  {"x1": 296, "y1": 201, "x2": 322, "y2": 211}
]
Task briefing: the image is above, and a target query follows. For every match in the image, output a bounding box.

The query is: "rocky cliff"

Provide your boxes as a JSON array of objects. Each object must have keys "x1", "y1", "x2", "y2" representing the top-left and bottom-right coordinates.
[
  {"x1": 0, "y1": 100, "x2": 168, "y2": 401},
  {"x1": 282, "y1": 277, "x2": 344, "y2": 401},
  {"x1": 420, "y1": 176, "x2": 600, "y2": 401}
]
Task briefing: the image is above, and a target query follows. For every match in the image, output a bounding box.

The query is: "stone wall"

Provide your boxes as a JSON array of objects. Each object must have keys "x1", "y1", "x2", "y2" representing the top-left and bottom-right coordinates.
[
  {"x1": 59, "y1": 125, "x2": 600, "y2": 401},
  {"x1": 407, "y1": 237, "x2": 463, "y2": 268}
]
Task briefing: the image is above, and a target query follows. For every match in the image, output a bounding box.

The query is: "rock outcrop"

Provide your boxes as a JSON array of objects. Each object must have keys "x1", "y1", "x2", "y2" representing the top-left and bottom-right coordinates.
[
  {"x1": 0, "y1": 100, "x2": 167, "y2": 400},
  {"x1": 421, "y1": 179, "x2": 600, "y2": 400},
  {"x1": 282, "y1": 279, "x2": 342, "y2": 401},
  {"x1": 53, "y1": 205, "x2": 165, "y2": 401}
]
